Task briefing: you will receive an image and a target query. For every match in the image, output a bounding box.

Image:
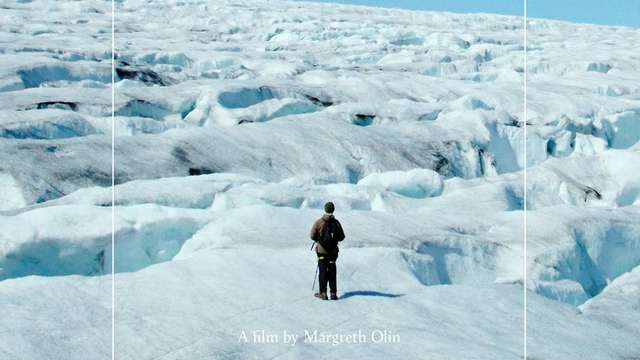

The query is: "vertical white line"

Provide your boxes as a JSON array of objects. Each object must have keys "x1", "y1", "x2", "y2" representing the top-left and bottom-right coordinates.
[
  {"x1": 523, "y1": 0, "x2": 528, "y2": 359},
  {"x1": 111, "y1": 0, "x2": 115, "y2": 358}
]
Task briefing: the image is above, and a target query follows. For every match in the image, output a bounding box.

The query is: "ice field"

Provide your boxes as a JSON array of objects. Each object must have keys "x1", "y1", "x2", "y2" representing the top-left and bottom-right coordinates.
[{"x1": 1, "y1": 0, "x2": 639, "y2": 359}]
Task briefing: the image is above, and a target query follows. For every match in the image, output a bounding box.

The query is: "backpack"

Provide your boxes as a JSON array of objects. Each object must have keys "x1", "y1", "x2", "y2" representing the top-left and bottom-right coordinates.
[{"x1": 318, "y1": 217, "x2": 340, "y2": 254}]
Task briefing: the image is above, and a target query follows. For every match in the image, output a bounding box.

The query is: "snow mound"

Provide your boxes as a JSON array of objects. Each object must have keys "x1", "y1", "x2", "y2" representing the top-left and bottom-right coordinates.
[{"x1": 358, "y1": 169, "x2": 444, "y2": 198}]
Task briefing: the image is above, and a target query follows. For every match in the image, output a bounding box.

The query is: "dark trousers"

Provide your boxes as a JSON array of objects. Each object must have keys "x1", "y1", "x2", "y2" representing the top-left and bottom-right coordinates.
[{"x1": 317, "y1": 253, "x2": 338, "y2": 294}]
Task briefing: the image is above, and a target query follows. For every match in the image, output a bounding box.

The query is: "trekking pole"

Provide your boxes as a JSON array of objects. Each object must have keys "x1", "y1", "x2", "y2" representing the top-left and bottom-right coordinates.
[
  {"x1": 310, "y1": 241, "x2": 318, "y2": 291},
  {"x1": 312, "y1": 264, "x2": 319, "y2": 291}
]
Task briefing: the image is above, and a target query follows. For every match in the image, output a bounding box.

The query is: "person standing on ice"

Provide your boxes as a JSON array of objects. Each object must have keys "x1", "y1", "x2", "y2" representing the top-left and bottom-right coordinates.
[{"x1": 310, "y1": 202, "x2": 345, "y2": 300}]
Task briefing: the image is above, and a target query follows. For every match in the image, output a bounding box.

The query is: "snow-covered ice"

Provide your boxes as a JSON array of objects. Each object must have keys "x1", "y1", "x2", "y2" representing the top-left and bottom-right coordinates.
[
  {"x1": 525, "y1": 18, "x2": 640, "y2": 359},
  {"x1": 0, "y1": 0, "x2": 639, "y2": 359}
]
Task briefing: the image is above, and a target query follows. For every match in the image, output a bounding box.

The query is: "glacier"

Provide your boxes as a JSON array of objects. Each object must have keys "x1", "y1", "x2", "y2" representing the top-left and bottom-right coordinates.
[{"x1": 0, "y1": 0, "x2": 639, "y2": 359}]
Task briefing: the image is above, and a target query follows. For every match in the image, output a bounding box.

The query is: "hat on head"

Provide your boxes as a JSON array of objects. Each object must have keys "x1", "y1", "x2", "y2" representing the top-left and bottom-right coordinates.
[{"x1": 324, "y1": 202, "x2": 335, "y2": 214}]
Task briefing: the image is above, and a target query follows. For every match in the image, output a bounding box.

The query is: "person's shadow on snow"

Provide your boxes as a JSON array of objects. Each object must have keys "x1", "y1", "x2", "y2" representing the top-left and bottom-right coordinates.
[{"x1": 339, "y1": 291, "x2": 404, "y2": 299}]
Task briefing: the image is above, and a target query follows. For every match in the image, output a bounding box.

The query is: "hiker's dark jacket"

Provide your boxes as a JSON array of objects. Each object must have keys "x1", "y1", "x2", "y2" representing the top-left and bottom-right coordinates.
[{"x1": 310, "y1": 214, "x2": 345, "y2": 255}]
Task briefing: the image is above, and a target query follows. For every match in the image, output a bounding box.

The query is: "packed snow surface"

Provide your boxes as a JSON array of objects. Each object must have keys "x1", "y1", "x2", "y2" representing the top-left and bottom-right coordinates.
[{"x1": 1, "y1": 0, "x2": 639, "y2": 359}]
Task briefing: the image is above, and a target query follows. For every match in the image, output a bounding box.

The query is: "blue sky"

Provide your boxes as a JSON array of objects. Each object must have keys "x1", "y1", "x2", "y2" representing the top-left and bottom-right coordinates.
[{"x1": 300, "y1": 0, "x2": 640, "y2": 28}]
